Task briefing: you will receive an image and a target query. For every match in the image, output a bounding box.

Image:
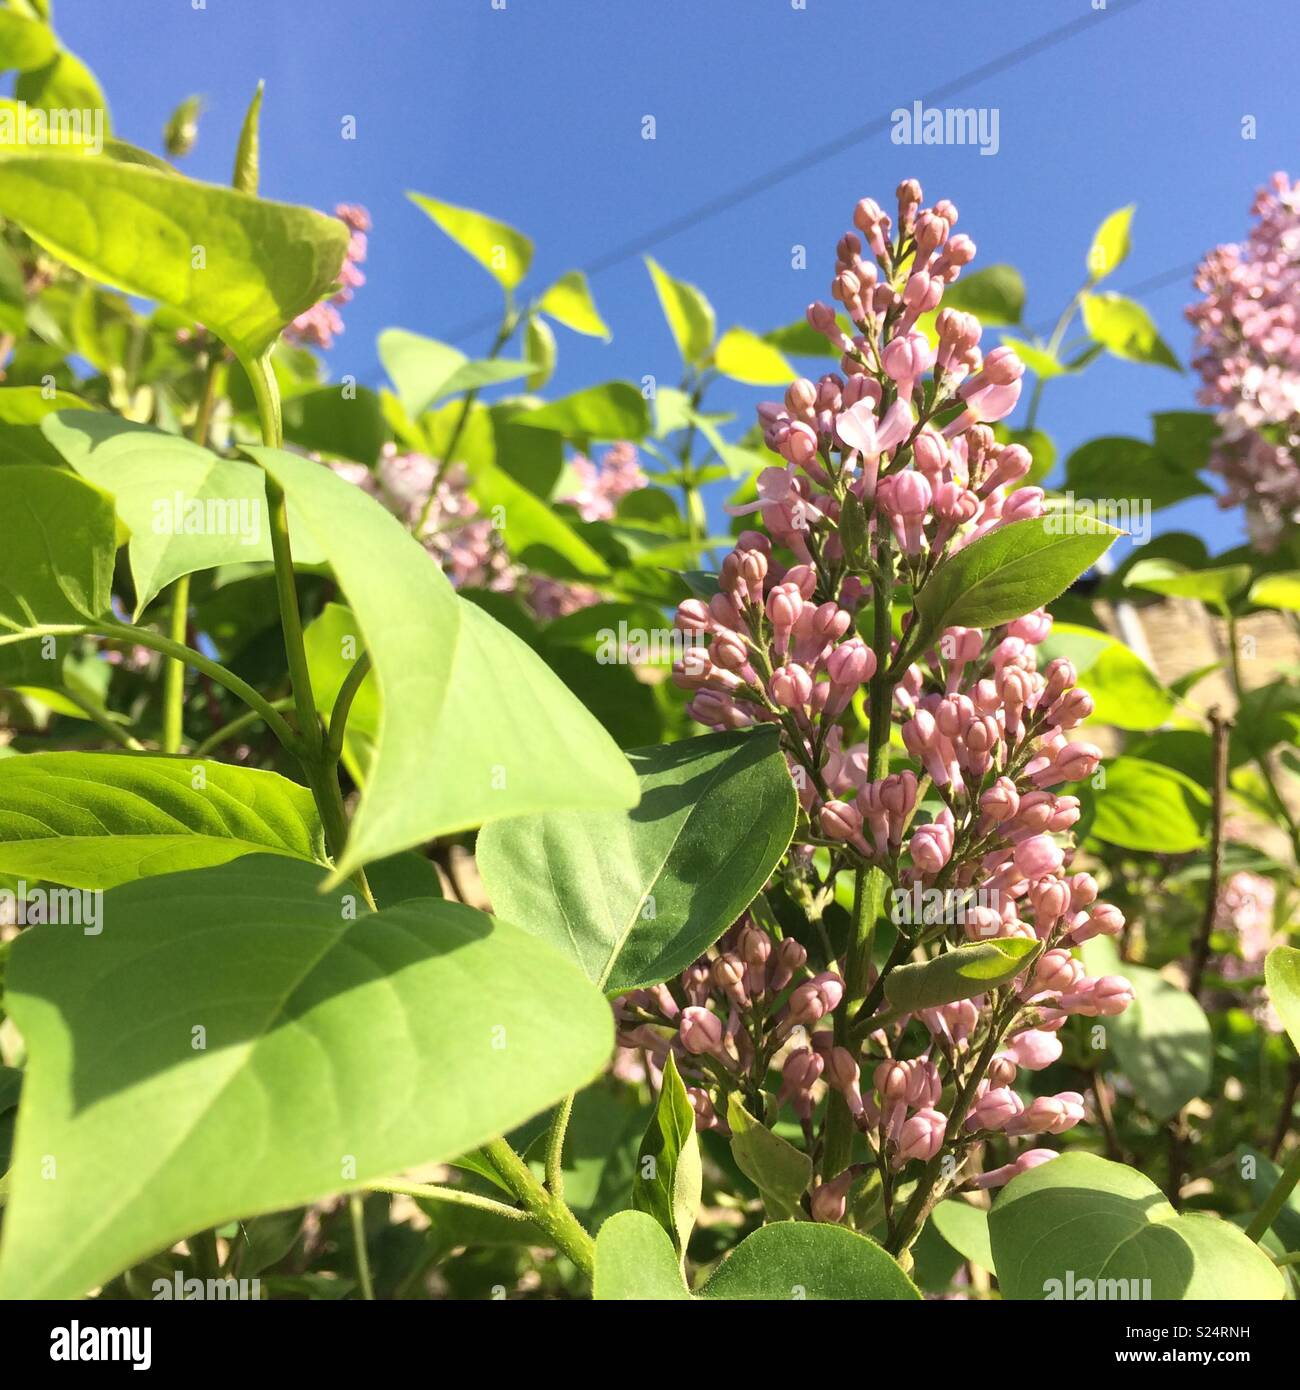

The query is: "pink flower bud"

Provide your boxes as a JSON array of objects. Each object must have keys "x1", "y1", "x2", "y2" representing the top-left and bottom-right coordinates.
[
  {"x1": 894, "y1": 1107, "x2": 947, "y2": 1166},
  {"x1": 770, "y1": 663, "x2": 814, "y2": 711},
  {"x1": 1008, "y1": 1091, "x2": 1086, "y2": 1137},
  {"x1": 980, "y1": 777, "x2": 1020, "y2": 823},
  {"x1": 1014, "y1": 834, "x2": 1065, "y2": 880},
  {"x1": 966, "y1": 1086, "x2": 1024, "y2": 1133},
  {"x1": 770, "y1": 937, "x2": 807, "y2": 991},
  {"x1": 1005, "y1": 1027, "x2": 1063, "y2": 1070},
  {"x1": 1070, "y1": 902, "x2": 1125, "y2": 944},
  {"x1": 679, "y1": 1006, "x2": 724, "y2": 1056}
]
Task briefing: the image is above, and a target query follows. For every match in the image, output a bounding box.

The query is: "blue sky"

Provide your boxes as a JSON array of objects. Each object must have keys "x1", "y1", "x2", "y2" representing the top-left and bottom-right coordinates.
[{"x1": 59, "y1": 0, "x2": 1300, "y2": 552}]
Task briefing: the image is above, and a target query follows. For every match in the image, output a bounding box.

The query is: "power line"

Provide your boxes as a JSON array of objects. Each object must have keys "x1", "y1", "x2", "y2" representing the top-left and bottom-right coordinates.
[{"x1": 445, "y1": 0, "x2": 1158, "y2": 343}]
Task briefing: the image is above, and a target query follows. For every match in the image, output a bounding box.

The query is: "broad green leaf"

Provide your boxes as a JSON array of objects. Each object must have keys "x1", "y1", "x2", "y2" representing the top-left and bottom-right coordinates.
[
  {"x1": 15, "y1": 41, "x2": 109, "y2": 132},
  {"x1": 0, "y1": 10, "x2": 54, "y2": 73},
  {"x1": 512, "y1": 381, "x2": 650, "y2": 442},
  {"x1": 376, "y1": 327, "x2": 533, "y2": 417},
  {"x1": 762, "y1": 318, "x2": 839, "y2": 359},
  {"x1": 990, "y1": 1153, "x2": 1284, "y2": 1300},
  {"x1": 1081, "y1": 292, "x2": 1181, "y2": 371},
  {"x1": 593, "y1": 1210, "x2": 919, "y2": 1300},
  {"x1": 408, "y1": 191, "x2": 532, "y2": 290},
  {"x1": 1250, "y1": 572, "x2": 1300, "y2": 612},
  {"x1": 0, "y1": 753, "x2": 325, "y2": 887},
  {"x1": 1125, "y1": 558, "x2": 1251, "y2": 614},
  {"x1": 632, "y1": 1054, "x2": 701, "y2": 1256},
  {"x1": 0, "y1": 384, "x2": 97, "y2": 467},
  {"x1": 0, "y1": 156, "x2": 348, "y2": 360},
  {"x1": 1065, "y1": 435, "x2": 1212, "y2": 512},
  {"x1": 645, "y1": 256, "x2": 715, "y2": 366},
  {"x1": 714, "y1": 326, "x2": 794, "y2": 385},
  {"x1": 1086, "y1": 204, "x2": 1134, "y2": 282},
  {"x1": 539, "y1": 270, "x2": 609, "y2": 339},
  {"x1": 1265, "y1": 946, "x2": 1300, "y2": 1055},
  {"x1": 884, "y1": 939, "x2": 1040, "y2": 1013},
  {"x1": 249, "y1": 449, "x2": 638, "y2": 881},
  {"x1": 280, "y1": 385, "x2": 386, "y2": 468},
  {"x1": 700, "y1": 1221, "x2": 920, "y2": 1300},
  {"x1": 1088, "y1": 756, "x2": 1208, "y2": 853},
  {"x1": 0, "y1": 464, "x2": 116, "y2": 637},
  {"x1": 940, "y1": 264, "x2": 1024, "y2": 326},
  {"x1": 929, "y1": 1198, "x2": 995, "y2": 1273},
  {"x1": 593, "y1": 1210, "x2": 692, "y2": 1299},
  {"x1": 727, "y1": 1095, "x2": 811, "y2": 1221},
  {"x1": 41, "y1": 412, "x2": 325, "y2": 618},
  {"x1": 908, "y1": 513, "x2": 1119, "y2": 661},
  {"x1": 1083, "y1": 936, "x2": 1210, "y2": 1120},
  {"x1": 477, "y1": 729, "x2": 796, "y2": 994},
  {"x1": 0, "y1": 855, "x2": 613, "y2": 1299},
  {"x1": 998, "y1": 334, "x2": 1067, "y2": 380}
]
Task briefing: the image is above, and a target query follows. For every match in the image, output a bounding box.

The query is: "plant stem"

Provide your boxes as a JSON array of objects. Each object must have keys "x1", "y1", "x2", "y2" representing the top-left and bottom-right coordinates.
[
  {"x1": 161, "y1": 572, "x2": 190, "y2": 754},
  {"x1": 1188, "y1": 709, "x2": 1229, "y2": 1001},
  {"x1": 415, "y1": 312, "x2": 515, "y2": 536},
  {"x1": 61, "y1": 687, "x2": 144, "y2": 750},
  {"x1": 192, "y1": 696, "x2": 295, "y2": 758},
  {"x1": 481, "y1": 1136, "x2": 595, "y2": 1278},
  {"x1": 326, "y1": 653, "x2": 372, "y2": 763},
  {"x1": 367, "y1": 1178, "x2": 534, "y2": 1222},
  {"x1": 348, "y1": 1193, "x2": 374, "y2": 1300},
  {"x1": 544, "y1": 1093, "x2": 575, "y2": 1201},
  {"x1": 1245, "y1": 1143, "x2": 1300, "y2": 1244}
]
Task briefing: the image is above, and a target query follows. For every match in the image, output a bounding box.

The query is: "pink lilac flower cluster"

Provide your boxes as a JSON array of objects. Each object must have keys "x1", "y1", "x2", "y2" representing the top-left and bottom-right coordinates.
[
  {"x1": 1187, "y1": 172, "x2": 1300, "y2": 546},
  {"x1": 286, "y1": 204, "x2": 371, "y2": 351},
  {"x1": 649, "y1": 181, "x2": 1132, "y2": 1214},
  {"x1": 1217, "y1": 869, "x2": 1285, "y2": 1033},
  {"x1": 330, "y1": 442, "x2": 644, "y2": 615}
]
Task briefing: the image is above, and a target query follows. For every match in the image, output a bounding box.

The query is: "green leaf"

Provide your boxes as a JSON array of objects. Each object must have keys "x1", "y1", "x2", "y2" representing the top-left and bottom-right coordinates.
[
  {"x1": 41, "y1": 412, "x2": 325, "y2": 619},
  {"x1": 0, "y1": 156, "x2": 349, "y2": 360},
  {"x1": 408, "y1": 191, "x2": 532, "y2": 290},
  {"x1": 1083, "y1": 936, "x2": 1210, "y2": 1120},
  {"x1": 524, "y1": 313, "x2": 557, "y2": 390},
  {"x1": 477, "y1": 729, "x2": 796, "y2": 994},
  {"x1": 0, "y1": 855, "x2": 614, "y2": 1299},
  {"x1": 929, "y1": 1198, "x2": 995, "y2": 1273},
  {"x1": 463, "y1": 451, "x2": 611, "y2": 581},
  {"x1": 280, "y1": 385, "x2": 386, "y2": 468},
  {"x1": 1250, "y1": 572, "x2": 1300, "y2": 612},
  {"x1": 632, "y1": 1054, "x2": 702, "y2": 1257},
  {"x1": 0, "y1": 10, "x2": 55, "y2": 73},
  {"x1": 1152, "y1": 410, "x2": 1216, "y2": 471},
  {"x1": 645, "y1": 256, "x2": 715, "y2": 366},
  {"x1": 593, "y1": 1210, "x2": 919, "y2": 1300},
  {"x1": 539, "y1": 270, "x2": 609, "y2": 339},
  {"x1": 592, "y1": 1210, "x2": 692, "y2": 1299},
  {"x1": 512, "y1": 381, "x2": 650, "y2": 442},
  {"x1": 0, "y1": 384, "x2": 97, "y2": 467},
  {"x1": 0, "y1": 753, "x2": 325, "y2": 888},
  {"x1": 1265, "y1": 946, "x2": 1300, "y2": 1055},
  {"x1": 16, "y1": 41, "x2": 109, "y2": 132},
  {"x1": 249, "y1": 449, "x2": 638, "y2": 881},
  {"x1": 1081, "y1": 292, "x2": 1181, "y2": 371},
  {"x1": 376, "y1": 327, "x2": 533, "y2": 417},
  {"x1": 1125, "y1": 558, "x2": 1251, "y2": 614},
  {"x1": 231, "y1": 80, "x2": 262, "y2": 195},
  {"x1": 1064, "y1": 436, "x2": 1212, "y2": 512},
  {"x1": 939, "y1": 264, "x2": 1024, "y2": 326},
  {"x1": 714, "y1": 326, "x2": 794, "y2": 385},
  {"x1": 699, "y1": 1222, "x2": 920, "y2": 1300},
  {"x1": 0, "y1": 464, "x2": 116, "y2": 637},
  {"x1": 909, "y1": 513, "x2": 1119, "y2": 659},
  {"x1": 884, "y1": 939, "x2": 1040, "y2": 1013},
  {"x1": 989, "y1": 1153, "x2": 1284, "y2": 1300},
  {"x1": 1086, "y1": 204, "x2": 1134, "y2": 282},
  {"x1": 727, "y1": 1095, "x2": 812, "y2": 1221},
  {"x1": 1088, "y1": 756, "x2": 1208, "y2": 853}
]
